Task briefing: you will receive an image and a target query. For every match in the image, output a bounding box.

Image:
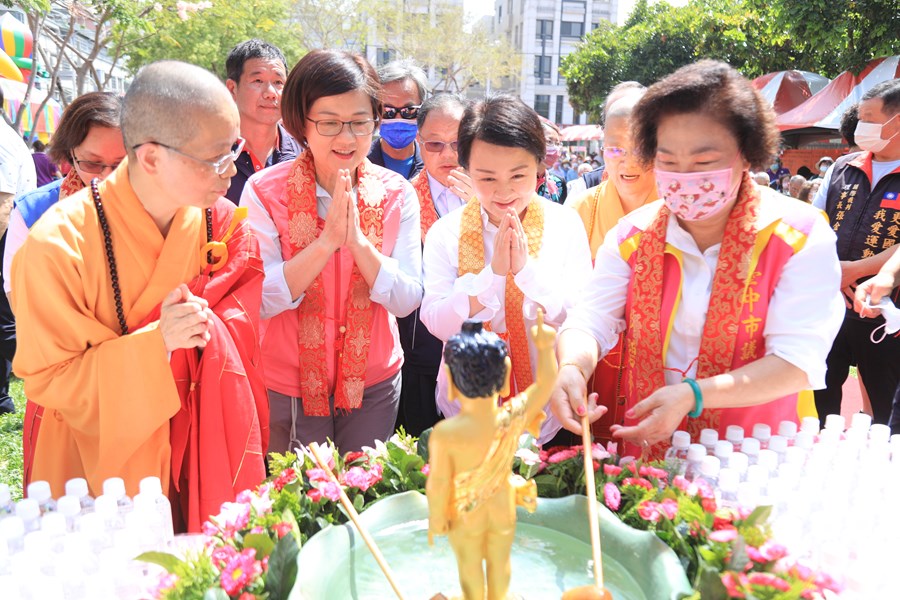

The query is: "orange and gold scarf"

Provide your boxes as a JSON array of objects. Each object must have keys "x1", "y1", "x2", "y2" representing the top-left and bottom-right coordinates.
[
  {"x1": 285, "y1": 151, "x2": 386, "y2": 416},
  {"x1": 411, "y1": 171, "x2": 439, "y2": 243},
  {"x1": 458, "y1": 197, "x2": 544, "y2": 393},
  {"x1": 59, "y1": 169, "x2": 85, "y2": 200},
  {"x1": 626, "y1": 173, "x2": 759, "y2": 445}
]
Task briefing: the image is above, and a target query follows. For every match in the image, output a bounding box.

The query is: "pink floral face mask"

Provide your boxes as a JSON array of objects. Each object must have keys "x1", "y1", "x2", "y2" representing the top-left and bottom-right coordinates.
[{"x1": 655, "y1": 158, "x2": 741, "y2": 221}]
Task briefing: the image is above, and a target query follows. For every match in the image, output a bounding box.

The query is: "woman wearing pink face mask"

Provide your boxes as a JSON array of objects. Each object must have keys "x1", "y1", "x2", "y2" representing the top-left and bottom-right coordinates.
[
  {"x1": 550, "y1": 60, "x2": 845, "y2": 458},
  {"x1": 536, "y1": 120, "x2": 567, "y2": 204}
]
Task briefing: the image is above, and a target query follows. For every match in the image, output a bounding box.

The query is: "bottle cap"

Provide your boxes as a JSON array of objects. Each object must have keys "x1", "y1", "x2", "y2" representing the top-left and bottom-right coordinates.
[
  {"x1": 870, "y1": 423, "x2": 891, "y2": 445},
  {"x1": 714, "y1": 440, "x2": 733, "y2": 460},
  {"x1": 818, "y1": 427, "x2": 841, "y2": 445},
  {"x1": 687, "y1": 443, "x2": 707, "y2": 462},
  {"x1": 794, "y1": 430, "x2": 815, "y2": 450},
  {"x1": 26, "y1": 481, "x2": 52, "y2": 503},
  {"x1": 65, "y1": 478, "x2": 89, "y2": 499},
  {"x1": 752, "y1": 423, "x2": 771, "y2": 441},
  {"x1": 800, "y1": 416, "x2": 820, "y2": 433},
  {"x1": 139, "y1": 476, "x2": 163, "y2": 497},
  {"x1": 784, "y1": 446, "x2": 806, "y2": 465},
  {"x1": 727, "y1": 452, "x2": 749, "y2": 475},
  {"x1": 0, "y1": 515, "x2": 25, "y2": 540},
  {"x1": 757, "y1": 449, "x2": 778, "y2": 472},
  {"x1": 824, "y1": 414, "x2": 845, "y2": 432},
  {"x1": 0, "y1": 483, "x2": 10, "y2": 506},
  {"x1": 41, "y1": 513, "x2": 67, "y2": 537},
  {"x1": 699, "y1": 428, "x2": 718, "y2": 447},
  {"x1": 57, "y1": 495, "x2": 82, "y2": 519},
  {"x1": 671, "y1": 430, "x2": 691, "y2": 449},
  {"x1": 102, "y1": 477, "x2": 126, "y2": 500},
  {"x1": 851, "y1": 412, "x2": 873, "y2": 431},
  {"x1": 15, "y1": 499, "x2": 40, "y2": 522},
  {"x1": 725, "y1": 425, "x2": 744, "y2": 444},
  {"x1": 768, "y1": 435, "x2": 788, "y2": 454},
  {"x1": 777, "y1": 421, "x2": 798, "y2": 438},
  {"x1": 699, "y1": 455, "x2": 721, "y2": 477},
  {"x1": 718, "y1": 467, "x2": 739, "y2": 492},
  {"x1": 742, "y1": 437, "x2": 760, "y2": 456}
]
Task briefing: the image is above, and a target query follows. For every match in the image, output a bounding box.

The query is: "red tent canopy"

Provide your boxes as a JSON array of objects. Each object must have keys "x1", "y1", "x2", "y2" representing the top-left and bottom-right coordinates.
[
  {"x1": 560, "y1": 124, "x2": 603, "y2": 142},
  {"x1": 751, "y1": 70, "x2": 827, "y2": 115},
  {"x1": 776, "y1": 56, "x2": 900, "y2": 133}
]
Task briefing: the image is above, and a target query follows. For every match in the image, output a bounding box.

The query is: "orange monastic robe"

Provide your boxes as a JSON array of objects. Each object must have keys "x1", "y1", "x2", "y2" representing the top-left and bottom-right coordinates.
[{"x1": 11, "y1": 161, "x2": 265, "y2": 509}]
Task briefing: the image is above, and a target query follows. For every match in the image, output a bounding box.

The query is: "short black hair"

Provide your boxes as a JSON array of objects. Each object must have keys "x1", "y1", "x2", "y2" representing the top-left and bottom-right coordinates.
[
  {"x1": 862, "y1": 79, "x2": 900, "y2": 115},
  {"x1": 840, "y1": 103, "x2": 859, "y2": 147},
  {"x1": 444, "y1": 321, "x2": 508, "y2": 399},
  {"x1": 457, "y1": 95, "x2": 545, "y2": 170},
  {"x1": 416, "y1": 93, "x2": 467, "y2": 129},
  {"x1": 225, "y1": 39, "x2": 287, "y2": 84}
]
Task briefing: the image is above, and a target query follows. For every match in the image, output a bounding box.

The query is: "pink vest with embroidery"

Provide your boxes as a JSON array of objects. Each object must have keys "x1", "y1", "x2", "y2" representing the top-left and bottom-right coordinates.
[
  {"x1": 618, "y1": 204, "x2": 820, "y2": 441},
  {"x1": 250, "y1": 160, "x2": 405, "y2": 398}
]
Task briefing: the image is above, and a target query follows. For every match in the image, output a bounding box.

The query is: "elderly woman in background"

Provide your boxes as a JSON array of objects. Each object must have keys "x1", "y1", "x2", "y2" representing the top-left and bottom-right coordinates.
[
  {"x1": 552, "y1": 60, "x2": 844, "y2": 457},
  {"x1": 241, "y1": 49, "x2": 423, "y2": 453}
]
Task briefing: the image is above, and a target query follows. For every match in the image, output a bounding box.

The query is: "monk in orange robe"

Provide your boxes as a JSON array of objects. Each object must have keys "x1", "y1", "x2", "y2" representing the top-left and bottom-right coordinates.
[{"x1": 12, "y1": 61, "x2": 268, "y2": 532}]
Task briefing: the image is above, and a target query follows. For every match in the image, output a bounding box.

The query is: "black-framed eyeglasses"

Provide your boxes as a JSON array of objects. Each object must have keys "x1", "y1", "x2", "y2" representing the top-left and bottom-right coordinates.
[
  {"x1": 422, "y1": 140, "x2": 458, "y2": 153},
  {"x1": 306, "y1": 118, "x2": 378, "y2": 137},
  {"x1": 133, "y1": 137, "x2": 245, "y2": 175},
  {"x1": 382, "y1": 105, "x2": 421, "y2": 120},
  {"x1": 71, "y1": 153, "x2": 121, "y2": 175}
]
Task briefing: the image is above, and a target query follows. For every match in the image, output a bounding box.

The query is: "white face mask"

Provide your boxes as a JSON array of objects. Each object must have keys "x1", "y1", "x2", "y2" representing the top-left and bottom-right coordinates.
[
  {"x1": 855, "y1": 121, "x2": 897, "y2": 153},
  {"x1": 864, "y1": 296, "x2": 900, "y2": 343}
]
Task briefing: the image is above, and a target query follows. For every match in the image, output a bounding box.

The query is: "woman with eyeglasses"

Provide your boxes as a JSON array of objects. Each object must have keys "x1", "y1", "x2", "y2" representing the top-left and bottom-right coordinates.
[
  {"x1": 4, "y1": 92, "x2": 125, "y2": 297},
  {"x1": 241, "y1": 49, "x2": 423, "y2": 453},
  {"x1": 421, "y1": 95, "x2": 592, "y2": 445},
  {"x1": 552, "y1": 61, "x2": 844, "y2": 458}
]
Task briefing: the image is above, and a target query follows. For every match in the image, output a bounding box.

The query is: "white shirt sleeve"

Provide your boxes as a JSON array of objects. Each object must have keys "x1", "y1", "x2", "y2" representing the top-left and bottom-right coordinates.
[
  {"x1": 368, "y1": 180, "x2": 424, "y2": 318},
  {"x1": 239, "y1": 181, "x2": 303, "y2": 320},
  {"x1": 811, "y1": 164, "x2": 833, "y2": 210},
  {"x1": 3, "y1": 207, "x2": 28, "y2": 295}
]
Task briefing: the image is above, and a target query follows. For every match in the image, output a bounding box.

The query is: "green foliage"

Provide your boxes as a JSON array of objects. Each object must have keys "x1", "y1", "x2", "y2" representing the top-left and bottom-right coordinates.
[
  {"x1": 560, "y1": 0, "x2": 899, "y2": 120},
  {"x1": 161, "y1": 550, "x2": 219, "y2": 600},
  {"x1": 265, "y1": 533, "x2": 300, "y2": 600},
  {"x1": 0, "y1": 379, "x2": 25, "y2": 501}
]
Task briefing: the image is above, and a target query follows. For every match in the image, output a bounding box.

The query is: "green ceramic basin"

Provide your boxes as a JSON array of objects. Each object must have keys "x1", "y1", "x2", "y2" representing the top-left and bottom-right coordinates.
[{"x1": 292, "y1": 492, "x2": 691, "y2": 600}]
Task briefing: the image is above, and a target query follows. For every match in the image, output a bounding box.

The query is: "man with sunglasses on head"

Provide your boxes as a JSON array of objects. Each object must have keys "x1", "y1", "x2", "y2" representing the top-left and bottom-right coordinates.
[
  {"x1": 367, "y1": 59, "x2": 427, "y2": 180},
  {"x1": 11, "y1": 61, "x2": 269, "y2": 532},
  {"x1": 397, "y1": 93, "x2": 473, "y2": 436},
  {"x1": 224, "y1": 39, "x2": 300, "y2": 204}
]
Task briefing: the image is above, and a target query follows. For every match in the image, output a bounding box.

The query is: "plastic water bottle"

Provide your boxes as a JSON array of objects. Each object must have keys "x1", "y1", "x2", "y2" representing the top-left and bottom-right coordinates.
[
  {"x1": 777, "y1": 421, "x2": 798, "y2": 444},
  {"x1": 745, "y1": 464, "x2": 769, "y2": 490},
  {"x1": 26, "y1": 481, "x2": 57, "y2": 514},
  {"x1": 752, "y1": 423, "x2": 771, "y2": 449},
  {"x1": 0, "y1": 484, "x2": 13, "y2": 518},
  {"x1": 742, "y1": 437, "x2": 761, "y2": 465},
  {"x1": 684, "y1": 444, "x2": 707, "y2": 481},
  {"x1": 0, "y1": 515, "x2": 25, "y2": 556},
  {"x1": 717, "y1": 467, "x2": 739, "y2": 507},
  {"x1": 699, "y1": 429, "x2": 718, "y2": 454},
  {"x1": 136, "y1": 476, "x2": 174, "y2": 545},
  {"x1": 800, "y1": 416, "x2": 820, "y2": 434},
  {"x1": 757, "y1": 449, "x2": 779, "y2": 476},
  {"x1": 15, "y1": 499, "x2": 41, "y2": 533},
  {"x1": 783, "y1": 446, "x2": 807, "y2": 466},
  {"x1": 65, "y1": 478, "x2": 95, "y2": 513},
  {"x1": 736, "y1": 481, "x2": 760, "y2": 507},
  {"x1": 725, "y1": 425, "x2": 744, "y2": 453},
  {"x1": 727, "y1": 452, "x2": 749, "y2": 481},
  {"x1": 56, "y1": 496, "x2": 82, "y2": 533},
  {"x1": 768, "y1": 435, "x2": 788, "y2": 464},
  {"x1": 102, "y1": 478, "x2": 133, "y2": 514},
  {"x1": 697, "y1": 455, "x2": 721, "y2": 487},
  {"x1": 851, "y1": 412, "x2": 872, "y2": 432},
  {"x1": 93, "y1": 495, "x2": 124, "y2": 532},
  {"x1": 794, "y1": 430, "x2": 815, "y2": 451},
  {"x1": 870, "y1": 424, "x2": 891, "y2": 445},
  {"x1": 714, "y1": 440, "x2": 733, "y2": 465},
  {"x1": 824, "y1": 414, "x2": 845, "y2": 434}
]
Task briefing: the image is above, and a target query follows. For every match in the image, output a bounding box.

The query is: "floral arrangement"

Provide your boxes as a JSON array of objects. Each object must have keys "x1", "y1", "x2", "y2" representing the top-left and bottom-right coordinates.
[{"x1": 145, "y1": 431, "x2": 840, "y2": 600}]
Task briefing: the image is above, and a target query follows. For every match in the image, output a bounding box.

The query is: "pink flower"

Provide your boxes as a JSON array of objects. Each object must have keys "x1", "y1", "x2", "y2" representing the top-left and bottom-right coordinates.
[
  {"x1": 708, "y1": 528, "x2": 739, "y2": 543},
  {"x1": 694, "y1": 478, "x2": 715, "y2": 500},
  {"x1": 201, "y1": 520, "x2": 218, "y2": 536},
  {"x1": 307, "y1": 488, "x2": 322, "y2": 502},
  {"x1": 152, "y1": 572, "x2": 178, "y2": 598},
  {"x1": 672, "y1": 475, "x2": 691, "y2": 492},
  {"x1": 659, "y1": 498, "x2": 678, "y2": 520},
  {"x1": 344, "y1": 451, "x2": 367, "y2": 464},
  {"x1": 757, "y1": 541, "x2": 788, "y2": 562},
  {"x1": 548, "y1": 448, "x2": 578, "y2": 463},
  {"x1": 305, "y1": 468, "x2": 330, "y2": 483},
  {"x1": 342, "y1": 466, "x2": 374, "y2": 491},
  {"x1": 622, "y1": 477, "x2": 653, "y2": 490},
  {"x1": 238, "y1": 593, "x2": 257, "y2": 600},
  {"x1": 603, "y1": 483, "x2": 621, "y2": 511},
  {"x1": 272, "y1": 468, "x2": 297, "y2": 491},
  {"x1": 221, "y1": 548, "x2": 263, "y2": 596},
  {"x1": 211, "y1": 544, "x2": 238, "y2": 567},
  {"x1": 590, "y1": 443, "x2": 610, "y2": 461},
  {"x1": 721, "y1": 572, "x2": 747, "y2": 598},
  {"x1": 421, "y1": 464, "x2": 430, "y2": 476},
  {"x1": 603, "y1": 464, "x2": 622, "y2": 476},
  {"x1": 747, "y1": 572, "x2": 791, "y2": 592},
  {"x1": 637, "y1": 501, "x2": 661, "y2": 522},
  {"x1": 701, "y1": 497, "x2": 717, "y2": 513},
  {"x1": 273, "y1": 521, "x2": 293, "y2": 539},
  {"x1": 639, "y1": 465, "x2": 668, "y2": 480},
  {"x1": 320, "y1": 481, "x2": 342, "y2": 502},
  {"x1": 212, "y1": 501, "x2": 251, "y2": 535},
  {"x1": 746, "y1": 546, "x2": 766, "y2": 563}
]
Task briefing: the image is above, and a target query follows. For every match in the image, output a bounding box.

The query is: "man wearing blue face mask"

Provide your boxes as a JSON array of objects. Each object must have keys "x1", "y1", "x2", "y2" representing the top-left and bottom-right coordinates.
[
  {"x1": 815, "y1": 78, "x2": 900, "y2": 430},
  {"x1": 367, "y1": 60, "x2": 427, "y2": 180}
]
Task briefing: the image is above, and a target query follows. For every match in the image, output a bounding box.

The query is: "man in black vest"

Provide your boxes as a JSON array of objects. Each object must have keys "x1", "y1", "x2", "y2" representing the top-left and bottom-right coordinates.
[{"x1": 815, "y1": 79, "x2": 900, "y2": 427}]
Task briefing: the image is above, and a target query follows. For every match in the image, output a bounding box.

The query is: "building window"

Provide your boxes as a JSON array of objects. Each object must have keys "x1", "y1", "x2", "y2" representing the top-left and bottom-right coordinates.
[
  {"x1": 555, "y1": 95, "x2": 564, "y2": 124},
  {"x1": 499, "y1": 5, "x2": 502, "y2": 17},
  {"x1": 560, "y1": 21, "x2": 584, "y2": 38},
  {"x1": 592, "y1": 22, "x2": 600, "y2": 30},
  {"x1": 377, "y1": 48, "x2": 394, "y2": 66},
  {"x1": 535, "y1": 95, "x2": 550, "y2": 119},
  {"x1": 534, "y1": 55, "x2": 552, "y2": 83},
  {"x1": 536, "y1": 19, "x2": 553, "y2": 40}
]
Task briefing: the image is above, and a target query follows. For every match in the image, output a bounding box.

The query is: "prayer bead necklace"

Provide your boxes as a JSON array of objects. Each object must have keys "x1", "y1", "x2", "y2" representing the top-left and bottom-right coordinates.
[{"x1": 90, "y1": 178, "x2": 213, "y2": 336}]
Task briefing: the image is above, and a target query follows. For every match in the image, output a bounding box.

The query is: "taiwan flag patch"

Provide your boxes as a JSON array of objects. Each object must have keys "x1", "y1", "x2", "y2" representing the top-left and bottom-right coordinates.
[{"x1": 882, "y1": 191, "x2": 900, "y2": 209}]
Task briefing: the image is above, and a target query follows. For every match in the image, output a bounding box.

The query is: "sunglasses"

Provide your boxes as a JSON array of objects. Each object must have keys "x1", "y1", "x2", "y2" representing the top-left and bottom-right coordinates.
[
  {"x1": 422, "y1": 140, "x2": 458, "y2": 153},
  {"x1": 382, "y1": 105, "x2": 421, "y2": 120}
]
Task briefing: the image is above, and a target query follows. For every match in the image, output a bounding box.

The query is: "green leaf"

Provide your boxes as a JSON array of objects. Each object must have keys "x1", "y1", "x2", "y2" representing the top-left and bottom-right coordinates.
[
  {"x1": 266, "y1": 531, "x2": 301, "y2": 600},
  {"x1": 696, "y1": 565, "x2": 729, "y2": 600},
  {"x1": 743, "y1": 505, "x2": 772, "y2": 528},
  {"x1": 243, "y1": 532, "x2": 276, "y2": 558},
  {"x1": 727, "y1": 536, "x2": 750, "y2": 572},
  {"x1": 417, "y1": 427, "x2": 432, "y2": 462},
  {"x1": 203, "y1": 588, "x2": 229, "y2": 600},
  {"x1": 135, "y1": 551, "x2": 184, "y2": 574},
  {"x1": 281, "y1": 507, "x2": 302, "y2": 545}
]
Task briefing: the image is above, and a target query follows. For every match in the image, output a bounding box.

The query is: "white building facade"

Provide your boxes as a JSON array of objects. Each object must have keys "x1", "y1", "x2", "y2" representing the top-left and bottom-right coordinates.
[{"x1": 493, "y1": 0, "x2": 617, "y2": 125}]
